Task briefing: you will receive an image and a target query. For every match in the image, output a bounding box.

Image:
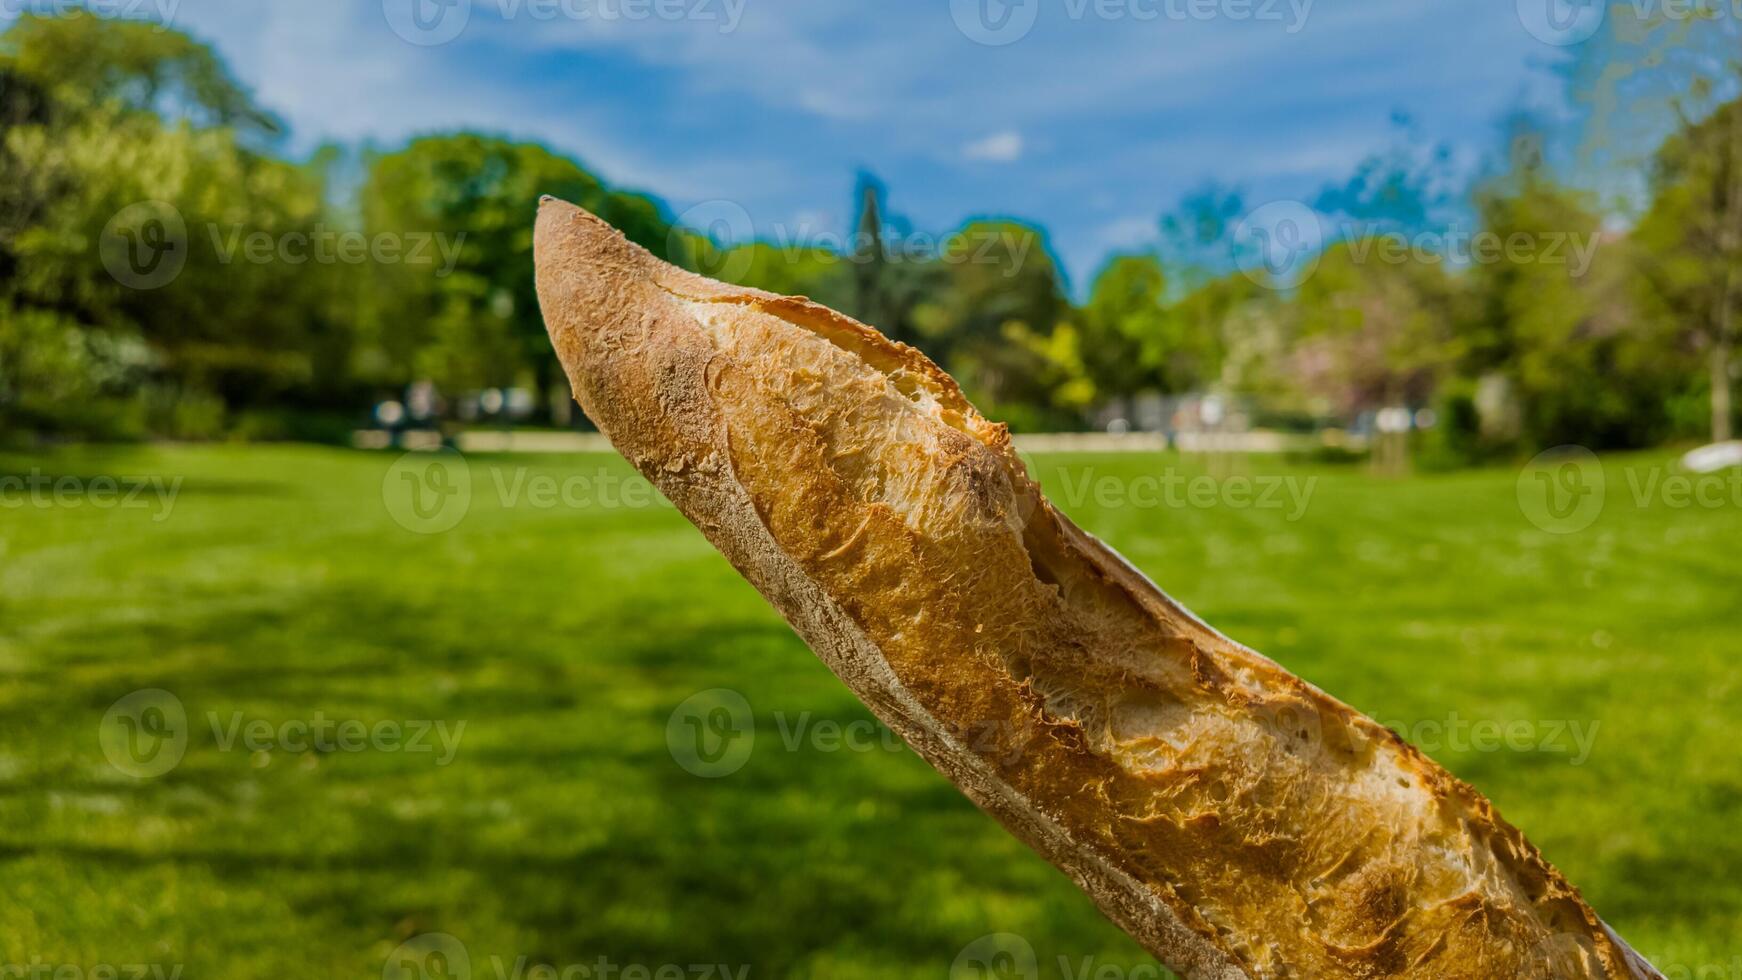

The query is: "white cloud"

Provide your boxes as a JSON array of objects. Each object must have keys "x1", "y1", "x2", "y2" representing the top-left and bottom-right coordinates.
[
  {"x1": 126, "y1": 0, "x2": 761, "y2": 201},
  {"x1": 1093, "y1": 216, "x2": 1156, "y2": 252},
  {"x1": 16, "y1": 0, "x2": 1559, "y2": 287},
  {"x1": 962, "y1": 130, "x2": 1024, "y2": 163}
]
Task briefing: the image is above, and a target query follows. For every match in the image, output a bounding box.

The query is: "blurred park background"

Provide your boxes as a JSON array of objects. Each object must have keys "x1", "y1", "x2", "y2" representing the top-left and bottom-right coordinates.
[{"x1": 3, "y1": 2, "x2": 1741, "y2": 977}]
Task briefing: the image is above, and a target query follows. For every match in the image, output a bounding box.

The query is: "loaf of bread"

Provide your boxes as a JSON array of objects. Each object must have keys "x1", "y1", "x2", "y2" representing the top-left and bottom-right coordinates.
[{"x1": 533, "y1": 197, "x2": 1660, "y2": 979}]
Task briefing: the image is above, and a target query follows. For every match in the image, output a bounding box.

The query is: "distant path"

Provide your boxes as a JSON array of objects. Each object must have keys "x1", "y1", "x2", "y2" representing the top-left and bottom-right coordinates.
[{"x1": 358, "y1": 429, "x2": 1295, "y2": 454}]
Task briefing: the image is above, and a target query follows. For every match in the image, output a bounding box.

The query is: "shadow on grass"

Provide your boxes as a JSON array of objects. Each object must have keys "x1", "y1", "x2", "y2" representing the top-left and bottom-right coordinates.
[
  {"x1": 11, "y1": 580, "x2": 1143, "y2": 975},
  {"x1": 0, "y1": 470, "x2": 298, "y2": 499}
]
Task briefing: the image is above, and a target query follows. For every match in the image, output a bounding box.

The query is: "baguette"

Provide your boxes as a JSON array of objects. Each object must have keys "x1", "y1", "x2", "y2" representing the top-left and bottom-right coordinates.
[{"x1": 532, "y1": 197, "x2": 1661, "y2": 980}]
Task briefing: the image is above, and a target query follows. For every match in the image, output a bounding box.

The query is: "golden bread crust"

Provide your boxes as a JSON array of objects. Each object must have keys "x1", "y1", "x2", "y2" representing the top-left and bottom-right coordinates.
[{"x1": 532, "y1": 197, "x2": 1660, "y2": 980}]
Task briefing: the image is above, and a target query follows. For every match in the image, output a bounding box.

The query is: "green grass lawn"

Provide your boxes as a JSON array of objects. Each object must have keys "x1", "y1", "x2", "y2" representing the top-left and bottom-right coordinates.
[{"x1": 0, "y1": 443, "x2": 1735, "y2": 978}]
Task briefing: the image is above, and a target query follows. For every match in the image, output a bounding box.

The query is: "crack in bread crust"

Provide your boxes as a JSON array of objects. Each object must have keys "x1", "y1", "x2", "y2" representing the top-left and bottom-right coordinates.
[{"x1": 532, "y1": 197, "x2": 1663, "y2": 980}]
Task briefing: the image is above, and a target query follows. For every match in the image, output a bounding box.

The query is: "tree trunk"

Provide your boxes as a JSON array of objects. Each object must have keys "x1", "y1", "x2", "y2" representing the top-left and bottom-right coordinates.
[
  {"x1": 1715, "y1": 93, "x2": 1742, "y2": 443},
  {"x1": 1713, "y1": 305, "x2": 1734, "y2": 442}
]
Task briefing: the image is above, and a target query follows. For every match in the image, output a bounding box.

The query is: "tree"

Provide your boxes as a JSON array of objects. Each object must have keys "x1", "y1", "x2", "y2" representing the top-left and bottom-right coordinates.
[
  {"x1": 1312, "y1": 112, "x2": 1459, "y2": 239},
  {"x1": 1290, "y1": 242, "x2": 1459, "y2": 414},
  {"x1": 1157, "y1": 184, "x2": 1246, "y2": 297},
  {"x1": 1634, "y1": 96, "x2": 1742, "y2": 442},
  {"x1": 0, "y1": 12, "x2": 347, "y2": 438},
  {"x1": 1458, "y1": 133, "x2": 1680, "y2": 453},
  {"x1": 1287, "y1": 239, "x2": 1461, "y2": 469},
  {"x1": 1171, "y1": 271, "x2": 1282, "y2": 401},
  {"x1": 912, "y1": 220, "x2": 1070, "y2": 423},
  {"x1": 1077, "y1": 252, "x2": 1226, "y2": 415},
  {"x1": 1078, "y1": 254, "x2": 1166, "y2": 415},
  {"x1": 359, "y1": 134, "x2": 673, "y2": 413},
  {"x1": 0, "y1": 10, "x2": 281, "y2": 138},
  {"x1": 835, "y1": 176, "x2": 943, "y2": 347}
]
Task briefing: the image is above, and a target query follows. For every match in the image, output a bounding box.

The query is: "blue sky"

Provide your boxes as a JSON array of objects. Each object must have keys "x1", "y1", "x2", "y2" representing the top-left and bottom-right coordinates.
[{"x1": 13, "y1": 0, "x2": 1577, "y2": 288}]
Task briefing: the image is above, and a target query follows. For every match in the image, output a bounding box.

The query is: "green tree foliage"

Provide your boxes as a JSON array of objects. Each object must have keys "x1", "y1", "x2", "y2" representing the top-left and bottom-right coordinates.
[
  {"x1": 1078, "y1": 253, "x2": 1225, "y2": 405},
  {"x1": 1288, "y1": 240, "x2": 1460, "y2": 419},
  {"x1": 1632, "y1": 96, "x2": 1742, "y2": 441},
  {"x1": 706, "y1": 240, "x2": 852, "y2": 308},
  {"x1": 1464, "y1": 140, "x2": 1685, "y2": 451},
  {"x1": 1, "y1": 11, "x2": 343, "y2": 438},
  {"x1": 9, "y1": 9, "x2": 1742, "y2": 454},
  {"x1": 909, "y1": 221, "x2": 1077, "y2": 427},
  {"x1": 0, "y1": 11, "x2": 280, "y2": 135},
  {"x1": 1172, "y1": 272, "x2": 1286, "y2": 401},
  {"x1": 1079, "y1": 254, "x2": 1166, "y2": 407},
  {"x1": 359, "y1": 134, "x2": 673, "y2": 406}
]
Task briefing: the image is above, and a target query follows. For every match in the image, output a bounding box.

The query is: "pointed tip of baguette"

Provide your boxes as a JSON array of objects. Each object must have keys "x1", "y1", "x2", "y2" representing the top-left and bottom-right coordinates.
[{"x1": 535, "y1": 196, "x2": 619, "y2": 242}]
